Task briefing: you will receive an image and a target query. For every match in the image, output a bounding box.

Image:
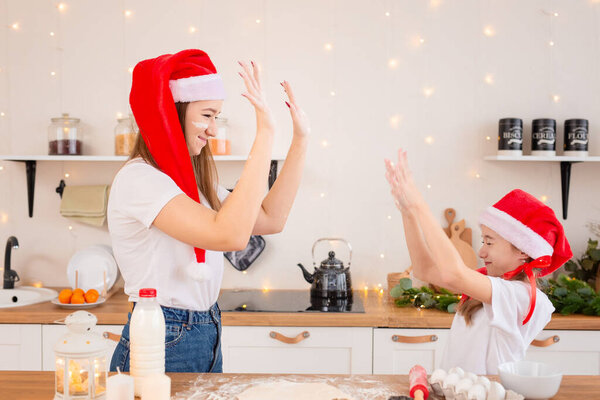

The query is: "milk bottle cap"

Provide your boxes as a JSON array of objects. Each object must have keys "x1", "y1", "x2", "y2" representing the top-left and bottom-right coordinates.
[{"x1": 139, "y1": 288, "x2": 157, "y2": 297}]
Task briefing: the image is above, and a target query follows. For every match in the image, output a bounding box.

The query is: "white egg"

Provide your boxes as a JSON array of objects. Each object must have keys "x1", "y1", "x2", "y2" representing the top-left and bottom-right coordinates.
[
  {"x1": 465, "y1": 372, "x2": 478, "y2": 383},
  {"x1": 477, "y1": 376, "x2": 491, "y2": 391},
  {"x1": 430, "y1": 368, "x2": 447, "y2": 384},
  {"x1": 455, "y1": 378, "x2": 474, "y2": 395},
  {"x1": 449, "y1": 366, "x2": 466, "y2": 378},
  {"x1": 468, "y1": 384, "x2": 487, "y2": 400},
  {"x1": 443, "y1": 372, "x2": 461, "y2": 389},
  {"x1": 487, "y1": 381, "x2": 506, "y2": 400}
]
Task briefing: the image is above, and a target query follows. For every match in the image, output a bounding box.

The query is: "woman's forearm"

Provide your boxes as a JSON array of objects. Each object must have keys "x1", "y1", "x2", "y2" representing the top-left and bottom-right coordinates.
[
  {"x1": 259, "y1": 136, "x2": 308, "y2": 230},
  {"x1": 216, "y1": 130, "x2": 274, "y2": 246}
]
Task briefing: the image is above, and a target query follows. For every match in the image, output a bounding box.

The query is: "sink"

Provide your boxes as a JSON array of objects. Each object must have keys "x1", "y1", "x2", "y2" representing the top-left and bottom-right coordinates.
[{"x1": 0, "y1": 286, "x2": 58, "y2": 308}]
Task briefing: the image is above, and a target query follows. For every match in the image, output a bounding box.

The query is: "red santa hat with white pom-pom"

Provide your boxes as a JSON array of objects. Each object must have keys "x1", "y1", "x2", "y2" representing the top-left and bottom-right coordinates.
[
  {"x1": 129, "y1": 49, "x2": 226, "y2": 282},
  {"x1": 478, "y1": 189, "x2": 573, "y2": 324}
]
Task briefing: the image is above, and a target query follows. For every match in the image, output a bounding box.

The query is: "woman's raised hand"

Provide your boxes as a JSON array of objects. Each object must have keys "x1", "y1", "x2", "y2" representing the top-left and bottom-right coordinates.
[
  {"x1": 280, "y1": 80, "x2": 310, "y2": 139},
  {"x1": 384, "y1": 149, "x2": 424, "y2": 212},
  {"x1": 238, "y1": 60, "x2": 275, "y2": 134}
]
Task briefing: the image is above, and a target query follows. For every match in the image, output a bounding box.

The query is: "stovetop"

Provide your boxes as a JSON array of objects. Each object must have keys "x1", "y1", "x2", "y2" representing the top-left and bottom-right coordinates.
[{"x1": 217, "y1": 290, "x2": 365, "y2": 313}]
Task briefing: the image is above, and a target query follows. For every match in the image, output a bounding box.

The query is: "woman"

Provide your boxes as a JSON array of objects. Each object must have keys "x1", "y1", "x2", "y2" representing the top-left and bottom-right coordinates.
[{"x1": 107, "y1": 49, "x2": 309, "y2": 372}]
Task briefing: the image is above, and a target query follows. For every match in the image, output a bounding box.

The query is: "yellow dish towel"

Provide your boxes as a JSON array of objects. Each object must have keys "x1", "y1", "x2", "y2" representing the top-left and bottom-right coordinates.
[{"x1": 60, "y1": 185, "x2": 110, "y2": 227}]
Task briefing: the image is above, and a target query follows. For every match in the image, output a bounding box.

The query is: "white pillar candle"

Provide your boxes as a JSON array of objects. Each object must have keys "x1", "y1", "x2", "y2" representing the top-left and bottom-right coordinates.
[
  {"x1": 106, "y1": 372, "x2": 134, "y2": 400},
  {"x1": 141, "y1": 373, "x2": 171, "y2": 400}
]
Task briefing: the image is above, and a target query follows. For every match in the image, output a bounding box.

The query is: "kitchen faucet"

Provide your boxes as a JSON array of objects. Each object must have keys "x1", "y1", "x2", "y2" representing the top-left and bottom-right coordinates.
[{"x1": 4, "y1": 236, "x2": 20, "y2": 289}]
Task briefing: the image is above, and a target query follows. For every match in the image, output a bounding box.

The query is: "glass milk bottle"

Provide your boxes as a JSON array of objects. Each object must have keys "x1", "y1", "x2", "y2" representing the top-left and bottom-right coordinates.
[{"x1": 129, "y1": 288, "x2": 165, "y2": 397}]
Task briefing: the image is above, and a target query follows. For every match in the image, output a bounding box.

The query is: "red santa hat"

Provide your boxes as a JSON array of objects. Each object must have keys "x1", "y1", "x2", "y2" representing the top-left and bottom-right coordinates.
[
  {"x1": 129, "y1": 49, "x2": 226, "y2": 282},
  {"x1": 478, "y1": 189, "x2": 573, "y2": 324}
]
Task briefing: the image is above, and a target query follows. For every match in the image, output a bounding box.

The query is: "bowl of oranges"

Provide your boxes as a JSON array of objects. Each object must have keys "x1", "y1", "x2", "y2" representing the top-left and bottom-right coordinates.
[{"x1": 51, "y1": 288, "x2": 105, "y2": 309}]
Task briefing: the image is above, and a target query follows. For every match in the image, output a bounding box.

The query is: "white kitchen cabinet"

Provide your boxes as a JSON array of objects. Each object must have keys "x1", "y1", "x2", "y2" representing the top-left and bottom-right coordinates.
[
  {"x1": 0, "y1": 324, "x2": 42, "y2": 370},
  {"x1": 221, "y1": 326, "x2": 373, "y2": 374},
  {"x1": 526, "y1": 330, "x2": 600, "y2": 375},
  {"x1": 373, "y1": 328, "x2": 448, "y2": 374},
  {"x1": 42, "y1": 325, "x2": 124, "y2": 371}
]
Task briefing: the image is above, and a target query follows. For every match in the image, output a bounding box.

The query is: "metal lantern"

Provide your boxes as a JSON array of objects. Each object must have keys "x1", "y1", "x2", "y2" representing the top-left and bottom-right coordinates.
[{"x1": 54, "y1": 311, "x2": 110, "y2": 399}]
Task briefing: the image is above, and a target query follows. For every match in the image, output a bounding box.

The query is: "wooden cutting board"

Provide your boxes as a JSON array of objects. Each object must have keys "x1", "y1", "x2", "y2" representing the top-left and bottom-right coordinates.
[
  {"x1": 443, "y1": 208, "x2": 472, "y2": 246},
  {"x1": 450, "y1": 220, "x2": 478, "y2": 269}
]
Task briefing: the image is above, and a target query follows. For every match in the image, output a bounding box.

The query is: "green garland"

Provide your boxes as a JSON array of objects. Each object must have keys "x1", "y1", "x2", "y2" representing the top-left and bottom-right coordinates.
[
  {"x1": 539, "y1": 274, "x2": 600, "y2": 316},
  {"x1": 390, "y1": 274, "x2": 600, "y2": 316},
  {"x1": 389, "y1": 278, "x2": 461, "y2": 313}
]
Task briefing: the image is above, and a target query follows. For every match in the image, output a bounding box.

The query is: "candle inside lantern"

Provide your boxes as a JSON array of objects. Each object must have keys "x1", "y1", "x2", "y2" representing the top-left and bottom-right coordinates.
[
  {"x1": 141, "y1": 373, "x2": 171, "y2": 400},
  {"x1": 107, "y1": 369, "x2": 134, "y2": 400}
]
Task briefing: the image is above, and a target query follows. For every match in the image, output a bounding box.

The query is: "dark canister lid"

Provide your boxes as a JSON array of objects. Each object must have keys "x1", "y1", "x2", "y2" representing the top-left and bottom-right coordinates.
[
  {"x1": 499, "y1": 118, "x2": 523, "y2": 126},
  {"x1": 565, "y1": 119, "x2": 588, "y2": 127},
  {"x1": 532, "y1": 118, "x2": 556, "y2": 127}
]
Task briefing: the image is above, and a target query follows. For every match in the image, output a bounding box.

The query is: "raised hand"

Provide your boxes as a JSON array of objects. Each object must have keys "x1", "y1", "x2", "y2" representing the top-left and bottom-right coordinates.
[
  {"x1": 280, "y1": 80, "x2": 310, "y2": 139},
  {"x1": 238, "y1": 60, "x2": 275, "y2": 134},
  {"x1": 384, "y1": 149, "x2": 424, "y2": 212}
]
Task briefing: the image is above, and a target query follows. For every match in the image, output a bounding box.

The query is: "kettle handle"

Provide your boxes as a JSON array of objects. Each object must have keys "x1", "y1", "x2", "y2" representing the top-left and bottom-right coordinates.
[{"x1": 312, "y1": 238, "x2": 352, "y2": 268}]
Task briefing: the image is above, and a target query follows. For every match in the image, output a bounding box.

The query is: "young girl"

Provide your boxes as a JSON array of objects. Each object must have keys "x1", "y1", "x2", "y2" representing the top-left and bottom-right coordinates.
[
  {"x1": 107, "y1": 49, "x2": 309, "y2": 372},
  {"x1": 384, "y1": 149, "x2": 572, "y2": 374}
]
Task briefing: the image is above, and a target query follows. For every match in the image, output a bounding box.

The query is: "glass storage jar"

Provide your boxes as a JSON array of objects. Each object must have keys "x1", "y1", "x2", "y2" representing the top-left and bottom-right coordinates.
[
  {"x1": 114, "y1": 114, "x2": 138, "y2": 156},
  {"x1": 48, "y1": 113, "x2": 83, "y2": 155}
]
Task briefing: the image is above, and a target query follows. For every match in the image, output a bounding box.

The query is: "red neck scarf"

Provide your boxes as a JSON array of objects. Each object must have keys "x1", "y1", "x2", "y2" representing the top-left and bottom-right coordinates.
[{"x1": 459, "y1": 255, "x2": 552, "y2": 325}]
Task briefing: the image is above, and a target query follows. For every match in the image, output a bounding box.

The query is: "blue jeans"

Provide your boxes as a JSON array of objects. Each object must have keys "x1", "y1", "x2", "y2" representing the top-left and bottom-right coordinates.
[{"x1": 110, "y1": 302, "x2": 223, "y2": 373}]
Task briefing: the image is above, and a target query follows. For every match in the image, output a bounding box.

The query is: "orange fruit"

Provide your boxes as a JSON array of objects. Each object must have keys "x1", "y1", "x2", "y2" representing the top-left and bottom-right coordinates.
[
  {"x1": 72, "y1": 288, "x2": 85, "y2": 297},
  {"x1": 58, "y1": 289, "x2": 72, "y2": 304},
  {"x1": 70, "y1": 294, "x2": 85, "y2": 304},
  {"x1": 85, "y1": 289, "x2": 99, "y2": 303}
]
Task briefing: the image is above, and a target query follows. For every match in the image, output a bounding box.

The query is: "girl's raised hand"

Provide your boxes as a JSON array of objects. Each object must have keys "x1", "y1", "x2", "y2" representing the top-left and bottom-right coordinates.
[
  {"x1": 384, "y1": 149, "x2": 424, "y2": 212},
  {"x1": 280, "y1": 80, "x2": 310, "y2": 139},
  {"x1": 238, "y1": 60, "x2": 275, "y2": 133}
]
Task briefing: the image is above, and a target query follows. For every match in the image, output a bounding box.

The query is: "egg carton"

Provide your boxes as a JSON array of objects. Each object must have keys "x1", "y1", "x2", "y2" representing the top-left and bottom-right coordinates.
[{"x1": 428, "y1": 367, "x2": 524, "y2": 400}]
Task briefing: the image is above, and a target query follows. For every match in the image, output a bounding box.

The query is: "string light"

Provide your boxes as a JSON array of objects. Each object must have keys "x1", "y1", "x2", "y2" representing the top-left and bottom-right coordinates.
[
  {"x1": 483, "y1": 26, "x2": 495, "y2": 37},
  {"x1": 57, "y1": 3, "x2": 67, "y2": 12},
  {"x1": 50, "y1": 32, "x2": 55, "y2": 36},
  {"x1": 486, "y1": 136, "x2": 491, "y2": 141},
  {"x1": 0, "y1": 112, "x2": 5, "y2": 117},
  {"x1": 425, "y1": 136, "x2": 435, "y2": 144},
  {"x1": 427, "y1": 184, "x2": 432, "y2": 189},
  {"x1": 11, "y1": 23, "x2": 19, "y2": 30},
  {"x1": 242, "y1": 271, "x2": 247, "y2": 274},
  {"x1": 389, "y1": 114, "x2": 402, "y2": 129},
  {"x1": 255, "y1": 19, "x2": 261, "y2": 24},
  {"x1": 50, "y1": 71, "x2": 56, "y2": 76},
  {"x1": 324, "y1": 43, "x2": 333, "y2": 51},
  {"x1": 128, "y1": 67, "x2": 134, "y2": 73},
  {"x1": 419, "y1": 37, "x2": 425, "y2": 44},
  {"x1": 387, "y1": 215, "x2": 392, "y2": 220},
  {"x1": 330, "y1": 91, "x2": 336, "y2": 96},
  {"x1": 552, "y1": 94, "x2": 561, "y2": 103},
  {"x1": 189, "y1": 26, "x2": 197, "y2": 34},
  {"x1": 385, "y1": 11, "x2": 391, "y2": 17},
  {"x1": 68, "y1": 226, "x2": 73, "y2": 231},
  {"x1": 540, "y1": 195, "x2": 548, "y2": 203},
  {"x1": 484, "y1": 74, "x2": 494, "y2": 85},
  {"x1": 64, "y1": 173, "x2": 70, "y2": 178},
  {"x1": 262, "y1": 287, "x2": 270, "y2": 293},
  {"x1": 475, "y1": 173, "x2": 481, "y2": 178},
  {"x1": 321, "y1": 140, "x2": 329, "y2": 148},
  {"x1": 320, "y1": 192, "x2": 326, "y2": 198},
  {"x1": 379, "y1": 253, "x2": 385, "y2": 259},
  {"x1": 388, "y1": 58, "x2": 399, "y2": 69},
  {"x1": 423, "y1": 87, "x2": 435, "y2": 97},
  {"x1": 116, "y1": 112, "x2": 123, "y2": 119},
  {"x1": 364, "y1": 285, "x2": 369, "y2": 291},
  {"x1": 548, "y1": 40, "x2": 555, "y2": 46},
  {"x1": 124, "y1": 10, "x2": 133, "y2": 17},
  {"x1": 0, "y1": 213, "x2": 7, "y2": 224},
  {"x1": 429, "y1": 0, "x2": 442, "y2": 9}
]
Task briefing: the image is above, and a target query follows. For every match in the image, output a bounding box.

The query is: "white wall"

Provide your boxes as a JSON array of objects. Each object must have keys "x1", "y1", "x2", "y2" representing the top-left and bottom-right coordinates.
[{"x1": 1, "y1": 0, "x2": 599, "y2": 291}]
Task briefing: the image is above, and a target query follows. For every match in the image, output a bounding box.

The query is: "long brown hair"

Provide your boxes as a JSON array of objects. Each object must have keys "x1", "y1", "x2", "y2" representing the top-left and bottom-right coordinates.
[
  {"x1": 458, "y1": 249, "x2": 534, "y2": 325},
  {"x1": 129, "y1": 102, "x2": 222, "y2": 211}
]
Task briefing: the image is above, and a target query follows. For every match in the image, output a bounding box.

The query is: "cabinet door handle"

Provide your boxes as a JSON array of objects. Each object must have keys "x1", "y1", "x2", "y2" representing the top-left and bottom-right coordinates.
[
  {"x1": 391, "y1": 334, "x2": 438, "y2": 343},
  {"x1": 269, "y1": 331, "x2": 310, "y2": 344},
  {"x1": 103, "y1": 332, "x2": 121, "y2": 342},
  {"x1": 531, "y1": 335, "x2": 560, "y2": 347}
]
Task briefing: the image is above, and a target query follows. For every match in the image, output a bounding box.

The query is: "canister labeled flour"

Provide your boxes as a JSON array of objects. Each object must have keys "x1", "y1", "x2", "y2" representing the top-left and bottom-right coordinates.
[{"x1": 564, "y1": 119, "x2": 589, "y2": 157}]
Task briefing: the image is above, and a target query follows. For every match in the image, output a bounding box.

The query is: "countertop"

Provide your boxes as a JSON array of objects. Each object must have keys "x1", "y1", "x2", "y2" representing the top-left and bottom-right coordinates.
[
  {"x1": 1, "y1": 289, "x2": 600, "y2": 329},
  {"x1": 0, "y1": 371, "x2": 595, "y2": 400}
]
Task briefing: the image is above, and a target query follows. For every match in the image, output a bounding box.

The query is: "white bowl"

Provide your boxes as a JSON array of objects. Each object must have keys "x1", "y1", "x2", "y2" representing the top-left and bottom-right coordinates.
[{"x1": 498, "y1": 360, "x2": 562, "y2": 399}]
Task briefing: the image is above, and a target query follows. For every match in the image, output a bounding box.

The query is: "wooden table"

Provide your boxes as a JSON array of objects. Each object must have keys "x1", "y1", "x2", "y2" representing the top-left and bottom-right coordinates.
[
  {"x1": 2, "y1": 289, "x2": 600, "y2": 329},
  {"x1": 0, "y1": 371, "x2": 596, "y2": 399}
]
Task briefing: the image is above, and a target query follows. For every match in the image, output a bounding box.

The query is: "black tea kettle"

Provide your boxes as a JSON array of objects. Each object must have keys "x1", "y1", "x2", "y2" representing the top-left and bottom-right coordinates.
[{"x1": 297, "y1": 238, "x2": 353, "y2": 299}]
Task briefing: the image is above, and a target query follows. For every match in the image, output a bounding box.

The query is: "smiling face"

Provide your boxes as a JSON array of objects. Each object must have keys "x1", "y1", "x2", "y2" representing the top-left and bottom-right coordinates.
[
  {"x1": 478, "y1": 225, "x2": 530, "y2": 277},
  {"x1": 183, "y1": 100, "x2": 224, "y2": 156}
]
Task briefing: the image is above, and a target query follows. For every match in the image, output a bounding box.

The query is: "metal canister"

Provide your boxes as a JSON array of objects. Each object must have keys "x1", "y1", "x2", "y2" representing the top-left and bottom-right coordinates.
[
  {"x1": 532, "y1": 119, "x2": 556, "y2": 156},
  {"x1": 564, "y1": 119, "x2": 589, "y2": 157},
  {"x1": 498, "y1": 118, "x2": 523, "y2": 156}
]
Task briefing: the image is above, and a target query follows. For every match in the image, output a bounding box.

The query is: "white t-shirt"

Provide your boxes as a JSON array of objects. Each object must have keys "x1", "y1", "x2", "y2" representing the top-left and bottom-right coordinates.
[
  {"x1": 441, "y1": 276, "x2": 555, "y2": 374},
  {"x1": 107, "y1": 157, "x2": 230, "y2": 311}
]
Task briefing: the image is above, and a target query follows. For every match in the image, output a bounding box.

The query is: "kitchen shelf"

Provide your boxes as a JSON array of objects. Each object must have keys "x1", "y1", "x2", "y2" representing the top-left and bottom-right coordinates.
[
  {"x1": 0, "y1": 154, "x2": 285, "y2": 218},
  {"x1": 484, "y1": 155, "x2": 600, "y2": 219}
]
